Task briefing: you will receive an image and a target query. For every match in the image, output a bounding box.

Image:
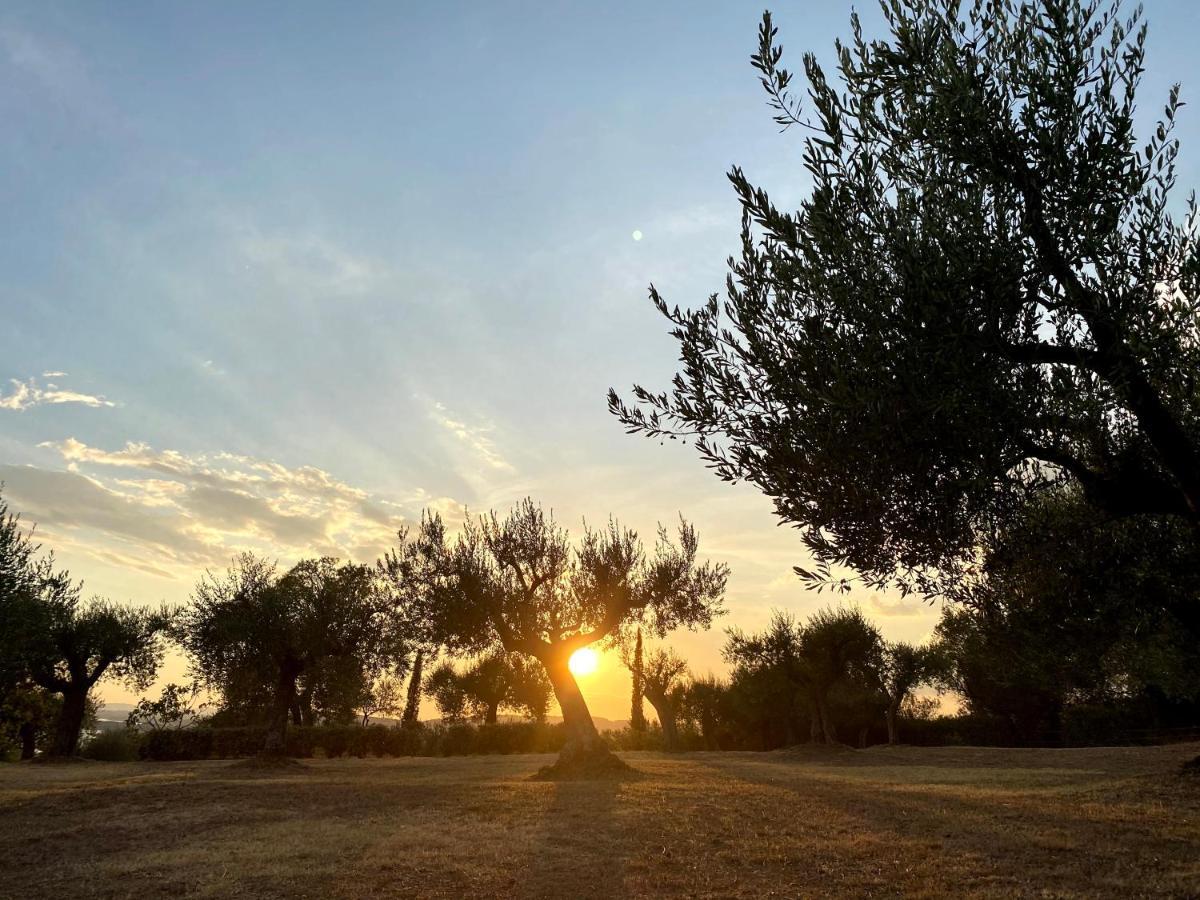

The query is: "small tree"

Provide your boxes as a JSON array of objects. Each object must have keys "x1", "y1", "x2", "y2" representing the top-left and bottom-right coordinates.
[
  {"x1": 127, "y1": 682, "x2": 206, "y2": 733},
  {"x1": 425, "y1": 651, "x2": 553, "y2": 724},
  {"x1": 873, "y1": 643, "x2": 941, "y2": 745},
  {"x1": 681, "y1": 674, "x2": 728, "y2": 750},
  {"x1": 629, "y1": 628, "x2": 647, "y2": 733},
  {"x1": 392, "y1": 498, "x2": 728, "y2": 776},
  {"x1": 639, "y1": 648, "x2": 688, "y2": 752},
  {"x1": 31, "y1": 598, "x2": 173, "y2": 756},
  {"x1": 358, "y1": 674, "x2": 403, "y2": 726},
  {"x1": 425, "y1": 661, "x2": 468, "y2": 723}
]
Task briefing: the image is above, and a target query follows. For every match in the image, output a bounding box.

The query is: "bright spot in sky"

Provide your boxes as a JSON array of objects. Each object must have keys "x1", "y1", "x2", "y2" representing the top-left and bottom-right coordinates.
[
  {"x1": 631, "y1": 229, "x2": 643, "y2": 241},
  {"x1": 568, "y1": 647, "x2": 599, "y2": 677}
]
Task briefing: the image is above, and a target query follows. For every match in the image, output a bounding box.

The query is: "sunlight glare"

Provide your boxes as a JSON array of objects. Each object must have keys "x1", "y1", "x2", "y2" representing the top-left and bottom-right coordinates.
[{"x1": 568, "y1": 647, "x2": 599, "y2": 677}]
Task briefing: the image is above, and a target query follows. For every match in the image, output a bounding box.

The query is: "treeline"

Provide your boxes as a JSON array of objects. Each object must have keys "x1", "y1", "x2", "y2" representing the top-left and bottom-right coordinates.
[{"x1": 5, "y1": 481, "x2": 1200, "y2": 763}]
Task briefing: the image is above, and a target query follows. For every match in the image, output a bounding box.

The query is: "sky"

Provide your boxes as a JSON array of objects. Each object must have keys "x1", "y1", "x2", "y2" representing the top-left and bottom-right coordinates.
[{"x1": 2, "y1": 0, "x2": 1199, "y2": 721}]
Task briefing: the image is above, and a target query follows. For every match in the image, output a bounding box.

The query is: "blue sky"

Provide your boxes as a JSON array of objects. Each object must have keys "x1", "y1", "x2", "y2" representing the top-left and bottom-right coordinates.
[{"x1": 2, "y1": 1, "x2": 1198, "y2": 717}]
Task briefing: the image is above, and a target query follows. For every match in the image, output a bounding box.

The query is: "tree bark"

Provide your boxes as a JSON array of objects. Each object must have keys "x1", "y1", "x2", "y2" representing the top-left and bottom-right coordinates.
[
  {"x1": 402, "y1": 649, "x2": 424, "y2": 726},
  {"x1": 643, "y1": 687, "x2": 680, "y2": 752},
  {"x1": 484, "y1": 701, "x2": 499, "y2": 725},
  {"x1": 544, "y1": 652, "x2": 602, "y2": 750},
  {"x1": 263, "y1": 666, "x2": 299, "y2": 756},
  {"x1": 52, "y1": 685, "x2": 88, "y2": 757},
  {"x1": 886, "y1": 700, "x2": 900, "y2": 745},
  {"x1": 815, "y1": 691, "x2": 838, "y2": 745}
]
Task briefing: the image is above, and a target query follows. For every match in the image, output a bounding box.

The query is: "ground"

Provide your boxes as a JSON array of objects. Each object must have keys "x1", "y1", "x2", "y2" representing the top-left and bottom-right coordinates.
[{"x1": 1, "y1": 744, "x2": 1198, "y2": 899}]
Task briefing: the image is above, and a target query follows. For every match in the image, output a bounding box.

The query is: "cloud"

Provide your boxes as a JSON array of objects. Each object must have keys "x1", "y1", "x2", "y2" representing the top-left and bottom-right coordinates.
[
  {"x1": 236, "y1": 227, "x2": 387, "y2": 299},
  {"x1": 425, "y1": 399, "x2": 514, "y2": 474},
  {"x1": 4, "y1": 439, "x2": 439, "y2": 581},
  {"x1": 0, "y1": 375, "x2": 116, "y2": 411}
]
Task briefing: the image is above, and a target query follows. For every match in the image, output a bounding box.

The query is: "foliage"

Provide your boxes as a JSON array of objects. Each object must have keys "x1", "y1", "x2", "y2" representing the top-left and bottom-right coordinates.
[
  {"x1": 424, "y1": 651, "x2": 553, "y2": 724},
  {"x1": 82, "y1": 728, "x2": 142, "y2": 762},
  {"x1": 176, "y1": 554, "x2": 408, "y2": 751},
  {"x1": 136, "y1": 721, "x2": 572, "y2": 760},
  {"x1": 611, "y1": 0, "x2": 1200, "y2": 598},
  {"x1": 126, "y1": 682, "x2": 206, "y2": 732},
  {"x1": 388, "y1": 498, "x2": 727, "y2": 765}
]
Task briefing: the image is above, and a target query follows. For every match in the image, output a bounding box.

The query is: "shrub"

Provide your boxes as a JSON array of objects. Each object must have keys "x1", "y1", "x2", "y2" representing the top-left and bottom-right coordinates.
[{"x1": 83, "y1": 729, "x2": 142, "y2": 761}]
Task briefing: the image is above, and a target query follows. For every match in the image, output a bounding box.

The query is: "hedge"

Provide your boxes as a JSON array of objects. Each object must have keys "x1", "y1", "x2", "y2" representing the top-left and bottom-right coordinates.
[{"x1": 137, "y1": 721, "x2": 570, "y2": 761}]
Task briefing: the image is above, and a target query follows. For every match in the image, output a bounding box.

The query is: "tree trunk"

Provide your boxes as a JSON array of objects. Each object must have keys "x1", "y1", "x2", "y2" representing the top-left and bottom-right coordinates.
[
  {"x1": 299, "y1": 686, "x2": 315, "y2": 727},
  {"x1": 19, "y1": 720, "x2": 36, "y2": 760},
  {"x1": 700, "y1": 710, "x2": 717, "y2": 750},
  {"x1": 263, "y1": 667, "x2": 298, "y2": 757},
  {"x1": 886, "y1": 700, "x2": 900, "y2": 745},
  {"x1": 52, "y1": 685, "x2": 88, "y2": 757},
  {"x1": 402, "y1": 649, "x2": 424, "y2": 726},
  {"x1": 290, "y1": 698, "x2": 303, "y2": 726},
  {"x1": 485, "y1": 701, "x2": 499, "y2": 725},
  {"x1": 545, "y1": 653, "x2": 602, "y2": 750},
  {"x1": 533, "y1": 648, "x2": 629, "y2": 778},
  {"x1": 815, "y1": 691, "x2": 838, "y2": 745},
  {"x1": 643, "y1": 687, "x2": 680, "y2": 752}
]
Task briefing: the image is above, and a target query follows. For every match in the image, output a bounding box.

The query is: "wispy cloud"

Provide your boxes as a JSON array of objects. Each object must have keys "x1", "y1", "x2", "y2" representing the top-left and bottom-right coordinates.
[
  {"x1": 0, "y1": 374, "x2": 116, "y2": 412},
  {"x1": 426, "y1": 399, "x2": 514, "y2": 474},
  {"x1": 236, "y1": 226, "x2": 387, "y2": 299}
]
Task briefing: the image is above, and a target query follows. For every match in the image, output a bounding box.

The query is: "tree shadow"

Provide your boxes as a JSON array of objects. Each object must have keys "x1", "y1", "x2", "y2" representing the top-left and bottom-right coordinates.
[{"x1": 522, "y1": 777, "x2": 630, "y2": 899}]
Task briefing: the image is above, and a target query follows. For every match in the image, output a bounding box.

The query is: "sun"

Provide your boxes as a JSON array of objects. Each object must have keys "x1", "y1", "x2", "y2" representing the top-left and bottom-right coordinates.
[{"x1": 568, "y1": 647, "x2": 599, "y2": 677}]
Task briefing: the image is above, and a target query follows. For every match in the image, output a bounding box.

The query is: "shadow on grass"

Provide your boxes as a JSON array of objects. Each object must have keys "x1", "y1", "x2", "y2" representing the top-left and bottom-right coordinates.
[{"x1": 523, "y1": 776, "x2": 629, "y2": 899}]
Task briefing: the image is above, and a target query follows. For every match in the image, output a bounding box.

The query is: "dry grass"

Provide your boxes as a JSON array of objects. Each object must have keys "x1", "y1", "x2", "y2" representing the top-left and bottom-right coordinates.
[{"x1": 1, "y1": 743, "x2": 1198, "y2": 898}]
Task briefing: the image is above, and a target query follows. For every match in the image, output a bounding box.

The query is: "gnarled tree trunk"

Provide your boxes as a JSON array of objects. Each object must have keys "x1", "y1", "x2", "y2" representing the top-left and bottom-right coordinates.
[
  {"x1": 534, "y1": 648, "x2": 629, "y2": 779},
  {"x1": 642, "y1": 686, "x2": 680, "y2": 752},
  {"x1": 52, "y1": 686, "x2": 88, "y2": 757}
]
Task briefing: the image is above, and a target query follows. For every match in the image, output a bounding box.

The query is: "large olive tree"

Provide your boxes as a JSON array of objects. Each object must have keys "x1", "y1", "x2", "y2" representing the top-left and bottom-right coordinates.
[
  {"x1": 389, "y1": 499, "x2": 727, "y2": 776},
  {"x1": 611, "y1": 0, "x2": 1200, "y2": 599}
]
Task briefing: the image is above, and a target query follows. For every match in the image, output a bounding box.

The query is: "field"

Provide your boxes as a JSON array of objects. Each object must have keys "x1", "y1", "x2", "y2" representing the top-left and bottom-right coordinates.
[{"x1": 2, "y1": 744, "x2": 1198, "y2": 899}]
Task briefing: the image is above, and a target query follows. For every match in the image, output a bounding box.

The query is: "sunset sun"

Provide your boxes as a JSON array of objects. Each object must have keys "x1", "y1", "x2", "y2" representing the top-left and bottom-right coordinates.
[{"x1": 568, "y1": 647, "x2": 599, "y2": 677}]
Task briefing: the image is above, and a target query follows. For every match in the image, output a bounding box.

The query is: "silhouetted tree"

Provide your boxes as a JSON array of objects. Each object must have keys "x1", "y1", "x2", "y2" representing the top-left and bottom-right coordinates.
[
  {"x1": 401, "y1": 648, "x2": 426, "y2": 726},
  {"x1": 640, "y1": 648, "x2": 688, "y2": 751},
  {"x1": 178, "y1": 555, "x2": 405, "y2": 755},
  {"x1": 629, "y1": 628, "x2": 647, "y2": 733},
  {"x1": 32, "y1": 598, "x2": 173, "y2": 756},
  {"x1": 425, "y1": 660, "x2": 468, "y2": 723},
  {"x1": 358, "y1": 674, "x2": 403, "y2": 726},
  {"x1": 725, "y1": 612, "x2": 808, "y2": 747},
  {"x1": 681, "y1": 674, "x2": 729, "y2": 750},
  {"x1": 873, "y1": 642, "x2": 942, "y2": 744},
  {"x1": 391, "y1": 498, "x2": 727, "y2": 775},
  {"x1": 126, "y1": 682, "x2": 206, "y2": 733},
  {"x1": 610, "y1": 0, "x2": 1200, "y2": 603},
  {"x1": 727, "y1": 607, "x2": 882, "y2": 746}
]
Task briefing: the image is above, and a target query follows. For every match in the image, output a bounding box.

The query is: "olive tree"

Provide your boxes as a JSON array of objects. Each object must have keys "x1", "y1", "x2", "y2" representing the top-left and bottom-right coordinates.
[
  {"x1": 178, "y1": 555, "x2": 406, "y2": 755},
  {"x1": 390, "y1": 498, "x2": 727, "y2": 776},
  {"x1": 610, "y1": 0, "x2": 1200, "y2": 599}
]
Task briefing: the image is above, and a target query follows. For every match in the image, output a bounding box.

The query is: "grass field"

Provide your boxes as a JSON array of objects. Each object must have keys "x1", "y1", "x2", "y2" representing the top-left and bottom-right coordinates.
[{"x1": 2, "y1": 743, "x2": 1198, "y2": 899}]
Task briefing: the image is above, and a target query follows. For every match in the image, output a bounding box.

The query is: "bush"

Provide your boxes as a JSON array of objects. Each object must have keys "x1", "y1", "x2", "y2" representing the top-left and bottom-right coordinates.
[
  {"x1": 135, "y1": 720, "x2": 572, "y2": 761},
  {"x1": 83, "y1": 729, "x2": 142, "y2": 761}
]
